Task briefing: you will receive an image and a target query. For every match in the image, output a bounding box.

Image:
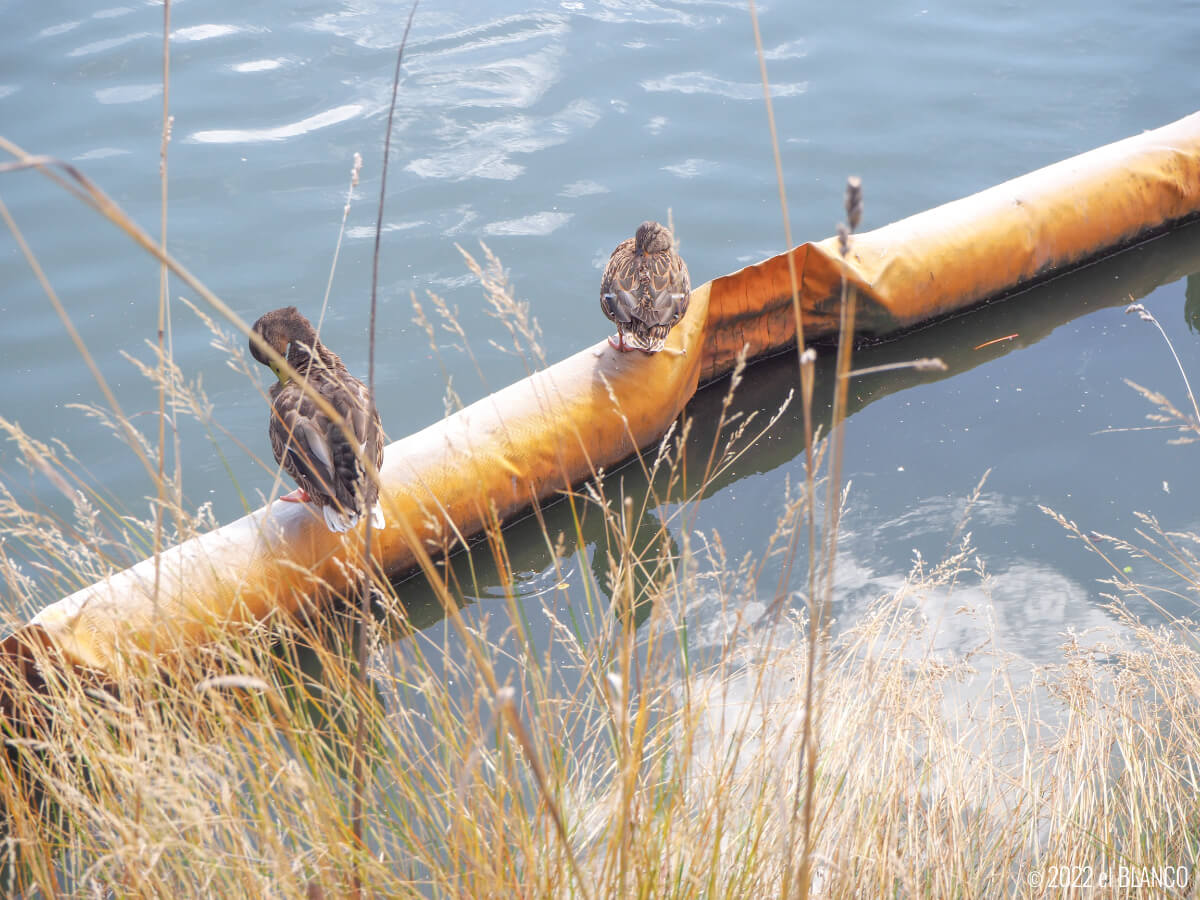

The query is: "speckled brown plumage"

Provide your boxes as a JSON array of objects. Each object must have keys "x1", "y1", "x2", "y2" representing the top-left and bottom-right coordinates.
[
  {"x1": 600, "y1": 221, "x2": 691, "y2": 353},
  {"x1": 249, "y1": 307, "x2": 384, "y2": 533}
]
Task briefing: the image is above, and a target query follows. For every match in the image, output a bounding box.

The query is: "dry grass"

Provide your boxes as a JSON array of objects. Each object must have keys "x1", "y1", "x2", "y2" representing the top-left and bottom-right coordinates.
[{"x1": 1, "y1": 433, "x2": 1198, "y2": 898}]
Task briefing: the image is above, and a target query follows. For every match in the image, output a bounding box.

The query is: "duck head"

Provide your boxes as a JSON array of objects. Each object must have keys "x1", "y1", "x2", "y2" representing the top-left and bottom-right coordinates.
[
  {"x1": 250, "y1": 306, "x2": 317, "y2": 384},
  {"x1": 634, "y1": 221, "x2": 672, "y2": 254}
]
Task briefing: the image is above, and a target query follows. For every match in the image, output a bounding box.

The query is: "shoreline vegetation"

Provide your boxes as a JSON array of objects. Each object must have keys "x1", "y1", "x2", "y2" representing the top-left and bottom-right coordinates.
[
  {"x1": 1, "y1": 384, "x2": 1198, "y2": 896},
  {"x1": 2, "y1": 7, "x2": 1199, "y2": 898}
]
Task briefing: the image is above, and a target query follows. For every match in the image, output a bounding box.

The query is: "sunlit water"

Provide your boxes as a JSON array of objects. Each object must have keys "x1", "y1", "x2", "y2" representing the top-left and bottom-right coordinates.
[{"x1": 2, "y1": 0, "x2": 1199, "y2": 689}]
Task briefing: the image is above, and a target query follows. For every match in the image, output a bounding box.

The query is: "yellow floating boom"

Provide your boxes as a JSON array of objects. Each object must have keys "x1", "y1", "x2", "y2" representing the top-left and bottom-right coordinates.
[{"x1": 9, "y1": 110, "x2": 1200, "y2": 680}]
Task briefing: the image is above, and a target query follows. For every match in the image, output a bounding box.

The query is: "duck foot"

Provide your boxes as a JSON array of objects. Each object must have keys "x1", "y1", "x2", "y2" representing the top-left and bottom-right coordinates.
[
  {"x1": 596, "y1": 334, "x2": 635, "y2": 357},
  {"x1": 280, "y1": 488, "x2": 312, "y2": 503}
]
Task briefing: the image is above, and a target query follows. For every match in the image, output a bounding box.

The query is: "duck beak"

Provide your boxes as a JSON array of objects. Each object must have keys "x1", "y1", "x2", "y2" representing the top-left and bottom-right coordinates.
[{"x1": 270, "y1": 362, "x2": 288, "y2": 384}]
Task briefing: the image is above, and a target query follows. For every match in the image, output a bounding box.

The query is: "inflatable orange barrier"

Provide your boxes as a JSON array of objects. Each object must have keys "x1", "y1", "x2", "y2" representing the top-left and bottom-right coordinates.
[
  {"x1": 20, "y1": 291, "x2": 709, "y2": 674},
  {"x1": 701, "y1": 111, "x2": 1200, "y2": 382},
  {"x1": 9, "y1": 110, "x2": 1200, "y2": 678}
]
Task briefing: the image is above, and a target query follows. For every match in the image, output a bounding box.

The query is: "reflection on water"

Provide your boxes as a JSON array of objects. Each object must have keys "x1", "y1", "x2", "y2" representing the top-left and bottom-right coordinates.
[
  {"x1": 192, "y1": 104, "x2": 365, "y2": 144},
  {"x1": 1185, "y1": 273, "x2": 1200, "y2": 334}
]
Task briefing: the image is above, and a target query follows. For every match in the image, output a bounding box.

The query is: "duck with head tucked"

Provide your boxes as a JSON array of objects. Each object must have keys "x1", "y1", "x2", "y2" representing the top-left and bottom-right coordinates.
[
  {"x1": 600, "y1": 220, "x2": 691, "y2": 354},
  {"x1": 249, "y1": 307, "x2": 385, "y2": 533}
]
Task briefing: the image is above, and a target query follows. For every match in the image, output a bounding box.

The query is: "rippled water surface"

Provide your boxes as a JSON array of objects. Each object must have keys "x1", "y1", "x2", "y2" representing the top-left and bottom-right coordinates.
[{"x1": 2, "y1": 1, "x2": 1199, "y2": 667}]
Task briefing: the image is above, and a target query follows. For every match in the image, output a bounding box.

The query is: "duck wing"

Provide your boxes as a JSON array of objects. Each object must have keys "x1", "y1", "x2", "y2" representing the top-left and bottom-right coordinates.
[
  {"x1": 643, "y1": 248, "x2": 690, "y2": 328},
  {"x1": 269, "y1": 383, "x2": 340, "y2": 505},
  {"x1": 600, "y1": 237, "x2": 638, "y2": 326},
  {"x1": 329, "y1": 377, "x2": 385, "y2": 509}
]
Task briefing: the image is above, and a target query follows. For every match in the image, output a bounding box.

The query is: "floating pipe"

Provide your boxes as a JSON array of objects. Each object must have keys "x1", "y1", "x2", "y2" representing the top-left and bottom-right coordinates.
[
  {"x1": 701, "y1": 111, "x2": 1200, "y2": 380},
  {"x1": 8, "y1": 110, "x2": 1200, "y2": 678}
]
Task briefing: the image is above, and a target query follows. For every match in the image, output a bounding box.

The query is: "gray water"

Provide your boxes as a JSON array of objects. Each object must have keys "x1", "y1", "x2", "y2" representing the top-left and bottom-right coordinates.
[{"x1": 2, "y1": 1, "x2": 1200, "y2": 671}]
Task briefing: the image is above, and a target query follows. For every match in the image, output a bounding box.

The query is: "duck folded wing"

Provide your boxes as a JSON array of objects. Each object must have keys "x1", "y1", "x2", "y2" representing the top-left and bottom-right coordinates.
[
  {"x1": 327, "y1": 408, "x2": 372, "y2": 511},
  {"x1": 339, "y1": 383, "x2": 384, "y2": 479},
  {"x1": 650, "y1": 285, "x2": 688, "y2": 326},
  {"x1": 270, "y1": 401, "x2": 339, "y2": 501},
  {"x1": 602, "y1": 289, "x2": 637, "y2": 326}
]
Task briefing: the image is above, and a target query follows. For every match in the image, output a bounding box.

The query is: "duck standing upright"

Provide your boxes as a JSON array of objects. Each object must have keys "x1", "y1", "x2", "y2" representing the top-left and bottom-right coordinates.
[
  {"x1": 249, "y1": 307, "x2": 385, "y2": 533},
  {"x1": 600, "y1": 220, "x2": 691, "y2": 353}
]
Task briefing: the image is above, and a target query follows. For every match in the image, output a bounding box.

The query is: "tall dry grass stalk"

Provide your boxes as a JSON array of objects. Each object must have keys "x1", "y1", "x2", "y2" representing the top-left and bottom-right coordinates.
[
  {"x1": 352, "y1": 5, "x2": 418, "y2": 889},
  {"x1": 152, "y1": 0, "x2": 176, "y2": 643}
]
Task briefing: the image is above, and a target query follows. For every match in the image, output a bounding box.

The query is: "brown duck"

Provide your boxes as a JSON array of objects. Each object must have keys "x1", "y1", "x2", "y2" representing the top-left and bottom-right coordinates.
[
  {"x1": 600, "y1": 220, "x2": 691, "y2": 353},
  {"x1": 249, "y1": 307, "x2": 385, "y2": 533}
]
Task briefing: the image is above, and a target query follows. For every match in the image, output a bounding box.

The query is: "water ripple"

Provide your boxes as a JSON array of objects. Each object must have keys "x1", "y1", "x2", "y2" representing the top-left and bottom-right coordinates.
[
  {"x1": 558, "y1": 180, "x2": 609, "y2": 198},
  {"x1": 190, "y1": 103, "x2": 363, "y2": 144},
  {"x1": 581, "y1": 1, "x2": 735, "y2": 27},
  {"x1": 95, "y1": 84, "x2": 162, "y2": 105},
  {"x1": 642, "y1": 72, "x2": 806, "y2": 100},
  {"x1": 482, "y1": 211, "x2": 572, "y2": 237},
  {"x1": 73, "y1": 147, "x2": 130, "y2": 161},
  {"x1": 405, "y1": 99, "x2": 600, "y2": 181},
  {"x1": 413, "y1": 13, "x2": 568, "y2": 60},
  {"x1": 351, "y1": 206, "x2": 479, "y2": 242},
  {"x1": 319, "y1": 12, "x2": 570, "y2": 111},
  {"x1": 345, "y1": 220, "x2": 429, "y2": 240},
  {"x1": 36, "y1": 20, "x2": 83, "y2": 39},
  {"x1": 172, "y1": 24, "x2": 241, "y2": 42},
  {"x1": 405, "y1": 37, "x2": 566, "y2": 111},
  {"x1": 231, "y1": 58, "x2": 285, "y2": 73},
  {"x1": 662, "y1": 158, "x2": 716, "y2": 179},
  {"x1": 67, "y1": 31, "x2": 153, "y2": 57},
  {"x1": 763, "y1": 38, "x2": 808, "y2": 60}
]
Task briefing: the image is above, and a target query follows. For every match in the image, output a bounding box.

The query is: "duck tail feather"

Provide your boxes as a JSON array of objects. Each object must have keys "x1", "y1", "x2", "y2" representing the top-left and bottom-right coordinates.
[{"x1": 323, "y1": 504, "x2": 355, "y2": 533}]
